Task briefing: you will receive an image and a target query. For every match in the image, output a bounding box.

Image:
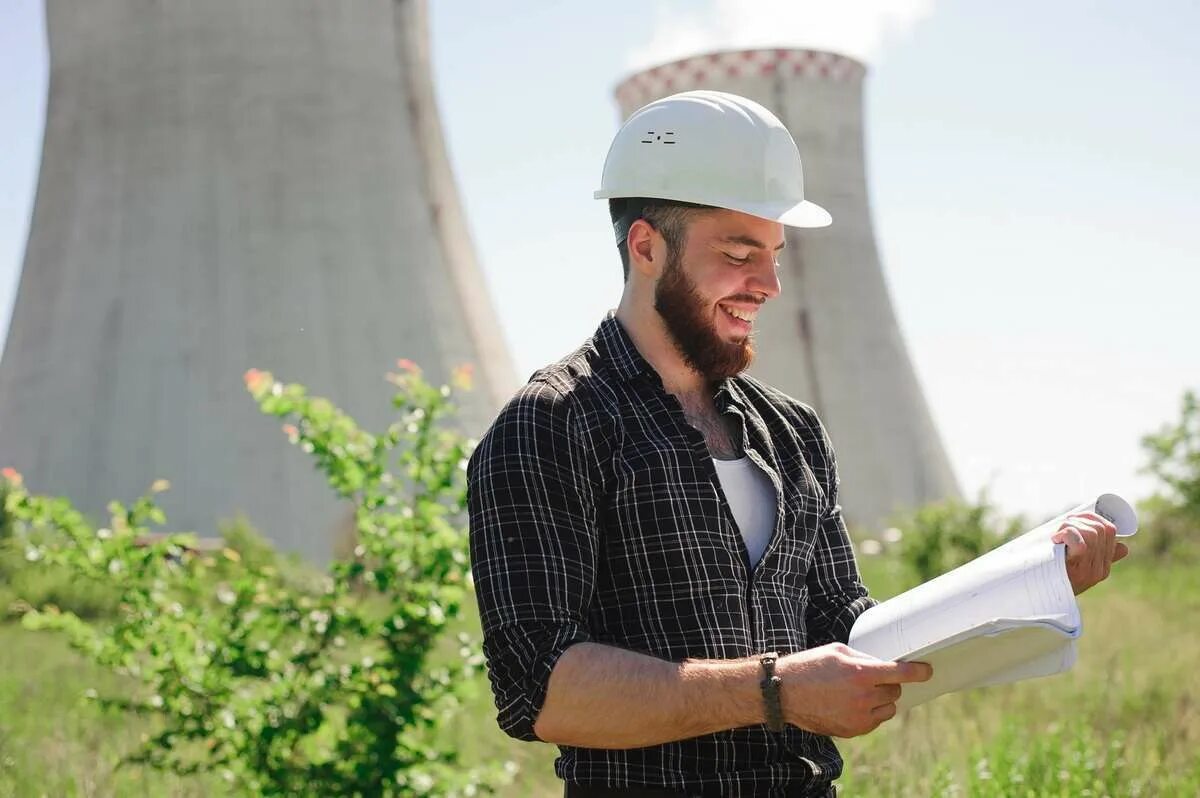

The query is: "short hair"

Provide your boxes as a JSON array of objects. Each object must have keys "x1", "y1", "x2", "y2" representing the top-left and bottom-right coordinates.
[{"x1": 609, "y1": 198, "x2": 716, "y2": 281}]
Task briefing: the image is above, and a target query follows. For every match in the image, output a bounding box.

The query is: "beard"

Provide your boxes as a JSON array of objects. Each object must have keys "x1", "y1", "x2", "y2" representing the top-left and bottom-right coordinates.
[{"x1": 654, "y1": 251, "x2": 757, "y2": 382}]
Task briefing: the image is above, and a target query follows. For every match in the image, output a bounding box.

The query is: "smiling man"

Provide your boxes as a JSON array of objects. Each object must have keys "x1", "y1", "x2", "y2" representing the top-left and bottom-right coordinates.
[{"x1": 466, "y1": 91, "x2": 1122, "y2": 797}]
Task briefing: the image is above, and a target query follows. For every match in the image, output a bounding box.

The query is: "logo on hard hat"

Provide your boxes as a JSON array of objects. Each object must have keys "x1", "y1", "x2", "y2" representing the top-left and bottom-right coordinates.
[{"x1": 639, "y1": 130, "x2": 677, "y2": 145}]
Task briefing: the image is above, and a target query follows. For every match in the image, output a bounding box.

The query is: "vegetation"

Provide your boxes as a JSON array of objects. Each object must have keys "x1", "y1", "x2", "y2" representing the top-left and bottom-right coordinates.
[
  {"x1": 1, "y1": 362, "x2": 511, "y2": 797},
  {"x1": 1, "y1": 379, "x2": 1196, "y2": 796},
  {"x1": 1137, "y1": 389, "x2": 1200, "y2": 559},
  {"x1": 889, "y1": 490, "x2": 1025, "y2": 587}
]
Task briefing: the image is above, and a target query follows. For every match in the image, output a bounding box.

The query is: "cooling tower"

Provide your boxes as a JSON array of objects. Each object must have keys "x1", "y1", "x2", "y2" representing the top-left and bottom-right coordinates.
[
  {"x1": 0, "y1": 0, "x2": 515, "y2": 562},
  {"x1": 614, "y1": 49, "x2": 959, "y2": 531}
]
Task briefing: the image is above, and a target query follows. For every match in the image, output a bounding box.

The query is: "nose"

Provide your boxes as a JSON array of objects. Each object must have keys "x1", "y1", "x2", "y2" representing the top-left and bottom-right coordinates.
[{"x1": 748, "y1": 258, "x2": 782, "y2": 300}]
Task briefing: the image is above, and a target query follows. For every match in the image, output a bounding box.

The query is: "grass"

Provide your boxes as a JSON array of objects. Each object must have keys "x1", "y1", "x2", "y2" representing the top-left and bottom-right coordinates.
[
  {"x1": 1, "y1": 551, "x2": 1197, "y2": 796},
  {"x1": 0, "y1": 624, "x2": 220, "y2": 797},
  {"x1": 836, "y1": 552, "x2": 1200, "y2": 796}
]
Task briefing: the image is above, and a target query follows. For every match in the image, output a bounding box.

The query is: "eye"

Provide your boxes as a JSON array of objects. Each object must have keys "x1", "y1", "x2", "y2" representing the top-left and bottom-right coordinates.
[{"x1": 724, "y1": 252, "x2": 752, "y2": 266}]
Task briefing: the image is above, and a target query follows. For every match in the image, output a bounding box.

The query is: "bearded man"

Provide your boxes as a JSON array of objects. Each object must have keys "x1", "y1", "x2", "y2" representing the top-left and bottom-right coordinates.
[{"x1": 466, "y1": 91, "x2": 1122, "y2": 798}]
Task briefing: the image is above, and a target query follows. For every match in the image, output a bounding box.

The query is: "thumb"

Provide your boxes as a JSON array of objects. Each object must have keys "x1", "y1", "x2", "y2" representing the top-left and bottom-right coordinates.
[{"x1": 865, "y1": 658, "x2": 934, "y2": 684}]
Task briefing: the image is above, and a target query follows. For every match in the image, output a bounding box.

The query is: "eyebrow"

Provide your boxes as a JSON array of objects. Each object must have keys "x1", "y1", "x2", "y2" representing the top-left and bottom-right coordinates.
[{"x1": 719, "y1": 235, "x2": 787, "y2": 252}]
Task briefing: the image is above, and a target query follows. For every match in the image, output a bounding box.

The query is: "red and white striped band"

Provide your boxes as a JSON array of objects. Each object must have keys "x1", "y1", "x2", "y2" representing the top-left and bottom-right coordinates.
[{"x1": 615, "y1": 48, "x2": 866, "y2": 109}]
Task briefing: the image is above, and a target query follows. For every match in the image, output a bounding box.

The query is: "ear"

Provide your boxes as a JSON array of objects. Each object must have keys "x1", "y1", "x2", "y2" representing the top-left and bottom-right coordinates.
[{"x1": 626, "y1": 218, "x2": 664, "y2": 280}]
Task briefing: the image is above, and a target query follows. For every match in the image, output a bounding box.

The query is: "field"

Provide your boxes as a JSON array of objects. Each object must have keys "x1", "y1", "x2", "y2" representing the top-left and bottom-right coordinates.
[{"x1": 2, "y1": 549, "x2": 1198, "y2": 796}]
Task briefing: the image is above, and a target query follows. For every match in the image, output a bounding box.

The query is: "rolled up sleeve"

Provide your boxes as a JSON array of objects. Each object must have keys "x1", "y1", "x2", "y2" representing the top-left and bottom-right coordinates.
[
  {"x1": 467, "y1": 380, "x2": 599, "y2": 742},
  {"x1": 799, "y1": 407, "x2": 877, "y2": 646}
]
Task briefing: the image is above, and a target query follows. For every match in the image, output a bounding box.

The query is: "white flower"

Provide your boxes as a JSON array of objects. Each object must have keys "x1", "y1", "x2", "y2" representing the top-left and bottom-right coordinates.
[{"x1": 859, "y1": 539, "x2": 883, "y2": 556}]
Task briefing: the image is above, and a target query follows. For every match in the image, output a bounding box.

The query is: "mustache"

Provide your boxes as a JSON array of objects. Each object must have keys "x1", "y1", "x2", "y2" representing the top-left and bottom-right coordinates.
[{"x1": 720, "y1": 294, "x2": 766, "y2": 306}]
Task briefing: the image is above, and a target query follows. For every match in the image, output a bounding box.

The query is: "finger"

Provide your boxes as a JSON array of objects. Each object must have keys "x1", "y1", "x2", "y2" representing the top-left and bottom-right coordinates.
[
  {"x1": 1070, "y1": 515, "x2": 1108, "y2": 537},
  {"x1": 868, "y1": 660, "x2": 933, "y2": 684},
  {"x1": 1061, "y1": 514, "x2": 1118, "y2": 550},
  {"x1": 1114, "y1": 541, "x2": 1130, "y2": 562},
  {"x1": 1078, "y1": 512, "x2": 1120, "y2": 537},
  {"x1": 1069, "y1": 522, "x2": 1101, "y2": 570},
  {"x1": 1051, "y1": 519, "x2": 1084, "y2": 544},
  {"x1": 869, "y1": 702, "x2": 898, "y2": 722},
  {"x1": 1090, "y1": 533, "x2": 1107, "y2": 581},
  {"x1": 1086, "y1": 524, "x2": 1105, "y2": 578},
  {"x1": 1052, "y1": 525, "x2": 1087, "y2": 560},
  {"x1": 1076, "y1": 515, "x2": 1118, "y2": 566},
  {"x1": 1067, "y1": 520, "x2": 1102, "y2": 574},
  {"x1": 872, "y1": 683, "x2": 902, "y2": 704}
]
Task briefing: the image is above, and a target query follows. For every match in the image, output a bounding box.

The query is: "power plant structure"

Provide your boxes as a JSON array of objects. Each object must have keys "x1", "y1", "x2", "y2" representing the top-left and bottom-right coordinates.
[
  {"x1": 0, "y1": 0, "x2": 515, "y2": 562},
  {"x1": 613, "y1": 49, "x2": 960, "y2": 531}
]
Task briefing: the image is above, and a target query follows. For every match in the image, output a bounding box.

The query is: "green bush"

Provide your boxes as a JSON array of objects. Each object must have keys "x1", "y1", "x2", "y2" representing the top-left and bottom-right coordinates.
[
  {"x1": 1, "y1": 361, "x2": 512, "y2": 797},
  {"x1": 0, "y1": 480, "x2": 12, "y2": 542},
  {"x1": 1137, "y1": 389, "x2": 1199, "y2": 559},
  {"x1": 1, "y1": 541, "x2": 122, "y2": 620},
  {"x1": 893, "y1": 492, "x2": 1024, "y2": 586},
  {"x1": 1, "y1": 478, "x2": 123, "y2": 619}
]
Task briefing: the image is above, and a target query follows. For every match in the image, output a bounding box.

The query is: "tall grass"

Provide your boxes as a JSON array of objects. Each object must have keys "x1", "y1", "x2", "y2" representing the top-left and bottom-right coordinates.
[
  {"x1": 2, "y1": 552, "x2": 1196, "y2": 796},
  {"x1": 835, "y1": 552, "x2": 1200, "y2": 797}
]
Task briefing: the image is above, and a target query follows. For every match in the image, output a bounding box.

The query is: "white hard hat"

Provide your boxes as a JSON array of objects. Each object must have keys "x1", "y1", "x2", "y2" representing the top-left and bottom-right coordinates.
[{"x1": 594, "y1": 90, "x2": 831, "y2": 228}]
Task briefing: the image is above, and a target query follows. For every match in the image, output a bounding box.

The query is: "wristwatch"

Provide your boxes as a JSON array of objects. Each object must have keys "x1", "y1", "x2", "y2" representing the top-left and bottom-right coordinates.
[{"x1": 759, "y1": 652, "x2": 785, "y2": 732}]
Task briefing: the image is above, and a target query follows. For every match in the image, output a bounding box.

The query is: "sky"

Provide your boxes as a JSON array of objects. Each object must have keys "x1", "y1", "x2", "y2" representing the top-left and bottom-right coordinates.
[{"x1": 1, "y1": 0, "x2": 1197, "y2": 527}]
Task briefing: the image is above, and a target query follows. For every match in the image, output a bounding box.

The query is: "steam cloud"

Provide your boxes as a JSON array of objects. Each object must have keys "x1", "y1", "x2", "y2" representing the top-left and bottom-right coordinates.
[{"x1": 625, "y1": 0, "x2": 936, "y2": 70}]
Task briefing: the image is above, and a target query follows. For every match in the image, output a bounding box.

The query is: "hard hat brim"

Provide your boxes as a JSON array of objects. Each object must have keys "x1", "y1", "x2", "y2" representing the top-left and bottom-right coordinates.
[
  {"x1": 593, "y1": 191, "x2": 833, "y2": 229},
  {"x1": 749, "y1": 198, "x2": 833, "y2": 229}
]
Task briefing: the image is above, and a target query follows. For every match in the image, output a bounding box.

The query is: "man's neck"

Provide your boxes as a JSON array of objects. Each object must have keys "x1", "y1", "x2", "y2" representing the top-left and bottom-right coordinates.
[
  {"x1": 614, "y1": 295, "x2": 740, "y2": 458},
  {"x1": 614, "y1": 295, "x2": 709, "y2": 396}
]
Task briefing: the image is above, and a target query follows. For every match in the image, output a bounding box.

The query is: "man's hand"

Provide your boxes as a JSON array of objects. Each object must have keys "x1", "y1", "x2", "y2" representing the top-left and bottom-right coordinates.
[
  {"x1": 776, "y1": 643, "x2": 932, "y2": 738},
  {"x1": 1051, "y1": 511, "x2": 1129, "y2": 595}
]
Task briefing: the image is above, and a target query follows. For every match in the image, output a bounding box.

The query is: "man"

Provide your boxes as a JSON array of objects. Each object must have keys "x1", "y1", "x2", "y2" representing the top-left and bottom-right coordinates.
[{"x1": 466, "y1": 91, "x2": 1125, "y2": 797}]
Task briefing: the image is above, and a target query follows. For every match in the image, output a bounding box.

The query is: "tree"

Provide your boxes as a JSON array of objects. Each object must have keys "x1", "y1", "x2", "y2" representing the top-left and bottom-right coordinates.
[{"x1": 1138, "y1": 388, "x2": 1200, "y2": 557}]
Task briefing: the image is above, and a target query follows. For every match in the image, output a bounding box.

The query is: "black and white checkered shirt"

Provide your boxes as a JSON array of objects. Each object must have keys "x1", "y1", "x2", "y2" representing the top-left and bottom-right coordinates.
[{"x1": 467, "y1": 312, "x2": 876, "y2": 796}]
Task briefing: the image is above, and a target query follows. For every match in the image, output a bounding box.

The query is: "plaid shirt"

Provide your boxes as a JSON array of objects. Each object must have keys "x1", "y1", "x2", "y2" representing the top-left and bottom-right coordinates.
[{"x1": 467, "y1": 312, "x2": 876, "y2": 796}]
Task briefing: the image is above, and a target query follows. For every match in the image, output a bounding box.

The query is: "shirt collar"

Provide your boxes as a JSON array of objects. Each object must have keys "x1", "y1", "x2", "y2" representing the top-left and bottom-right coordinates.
[
  {"x1": 595, "y1": 310, "x2": 748, "y2": 410},
  {"x1": 595, "y1": 311, "x2": 655, "y2": 384},
  {"x1": 714, "y1": 375, "x2": 746, "y2": 412}
]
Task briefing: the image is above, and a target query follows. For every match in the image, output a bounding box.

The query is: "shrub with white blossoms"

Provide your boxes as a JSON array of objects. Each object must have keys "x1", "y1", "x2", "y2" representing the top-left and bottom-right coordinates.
[{"x1": 1, "y1": 361, "x2": 514, "y2": 797}]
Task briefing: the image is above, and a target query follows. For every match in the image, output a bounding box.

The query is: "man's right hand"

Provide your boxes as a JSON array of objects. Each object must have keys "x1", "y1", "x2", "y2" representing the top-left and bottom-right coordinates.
[{"x1": 777, "y1": 642, "x2": 933, "y2": 737}]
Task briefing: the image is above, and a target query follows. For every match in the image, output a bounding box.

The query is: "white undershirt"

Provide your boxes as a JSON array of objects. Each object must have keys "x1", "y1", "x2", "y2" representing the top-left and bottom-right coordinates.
[{"x1": 711, "y1": 456, "x2": 777, "y2": 568}]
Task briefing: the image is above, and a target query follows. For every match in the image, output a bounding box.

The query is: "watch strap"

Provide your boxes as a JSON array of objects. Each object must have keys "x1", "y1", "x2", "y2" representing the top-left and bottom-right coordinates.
[{"x1": 759, "y1": 652, "x2": 785, "y2": 732}]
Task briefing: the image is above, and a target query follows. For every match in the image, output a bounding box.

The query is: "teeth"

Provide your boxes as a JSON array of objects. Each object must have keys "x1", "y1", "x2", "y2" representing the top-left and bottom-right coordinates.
[{"x1": 722, "y1": 305, "x2": 756, "y2": 322}]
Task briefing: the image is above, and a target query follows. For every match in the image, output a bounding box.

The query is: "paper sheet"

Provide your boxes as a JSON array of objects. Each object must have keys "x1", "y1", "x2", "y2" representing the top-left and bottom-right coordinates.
[{"x1": 847, "y1": 493, "x2": 1137, "y2": 709}]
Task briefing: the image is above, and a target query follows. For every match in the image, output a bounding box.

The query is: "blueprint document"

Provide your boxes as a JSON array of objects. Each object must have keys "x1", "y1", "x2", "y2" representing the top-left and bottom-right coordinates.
[{"x1": 848, "y1": 493, "x2": 1138, "y2": 710}]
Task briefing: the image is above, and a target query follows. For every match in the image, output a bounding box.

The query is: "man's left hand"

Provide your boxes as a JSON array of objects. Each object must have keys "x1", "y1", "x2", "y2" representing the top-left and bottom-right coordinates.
[{"x1": 1051, "y1": 511, "x2": 1129, "y2": 595}]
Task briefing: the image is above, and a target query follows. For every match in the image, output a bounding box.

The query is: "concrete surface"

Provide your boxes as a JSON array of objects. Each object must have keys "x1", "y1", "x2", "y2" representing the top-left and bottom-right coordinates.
[{"x1": 0, "y1": 0, "x2": 515, "y2": 562}]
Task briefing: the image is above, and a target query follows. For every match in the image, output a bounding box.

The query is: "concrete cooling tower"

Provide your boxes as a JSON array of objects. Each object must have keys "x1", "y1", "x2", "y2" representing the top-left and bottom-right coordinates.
[
  {"x1": 614, "y1": 49, "x2": 959, "y2": 532},
  {"x1": 0, "y1": 0, "x2": 515, "y2": 562}
]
